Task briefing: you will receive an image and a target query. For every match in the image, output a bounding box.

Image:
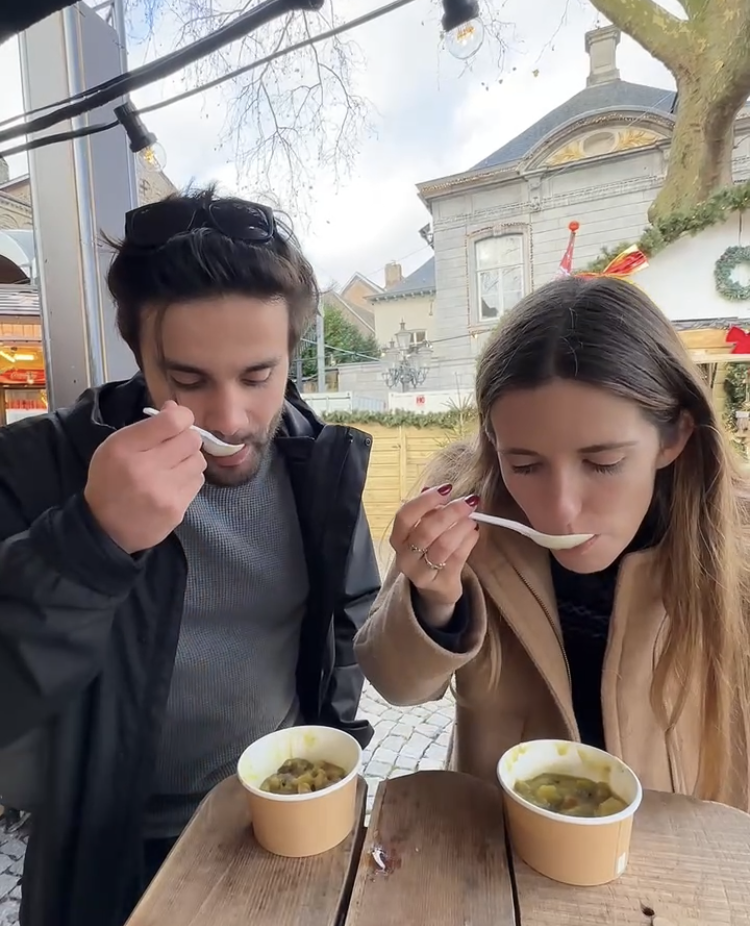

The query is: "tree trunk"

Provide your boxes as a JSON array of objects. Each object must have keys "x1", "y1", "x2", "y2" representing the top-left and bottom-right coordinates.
[
  {"x1": 649, "y1": 75, "x2": 744, "y2": 221},
  {"x1": 590, "y1": 0, "x2": 750, "y2": 222}
]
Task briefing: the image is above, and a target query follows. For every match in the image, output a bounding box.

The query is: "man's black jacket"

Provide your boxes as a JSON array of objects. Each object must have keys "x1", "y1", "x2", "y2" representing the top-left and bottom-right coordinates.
[{"x1": 0, "y1": 374, "x2": 379, "y2": 926}]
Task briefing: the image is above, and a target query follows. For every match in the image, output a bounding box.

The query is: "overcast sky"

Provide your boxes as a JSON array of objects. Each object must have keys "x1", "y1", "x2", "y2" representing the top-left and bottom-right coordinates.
[{"x1": 0, "y1": 0, "x2": 679, "y2": 289}]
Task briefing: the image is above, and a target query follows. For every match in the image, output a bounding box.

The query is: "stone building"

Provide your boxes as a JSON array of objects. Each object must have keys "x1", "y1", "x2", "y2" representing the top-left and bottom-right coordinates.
[
  {"x1": 347, "y1": 24, "x2": 750, "y2": 395},
  {"x1": 0, "y1": 154, "x2": 176, "y2": 238}
]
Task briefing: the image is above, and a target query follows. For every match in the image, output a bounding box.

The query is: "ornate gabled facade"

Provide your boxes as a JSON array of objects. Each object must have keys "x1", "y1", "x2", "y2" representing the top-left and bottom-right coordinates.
[
  {"x1": 0, "y1": 155, "x2": 177, "y2": 241},
  {"x1": 0, "y1": 159, "x2": 32, "y2": 233},
  {"x1": 406, "y1": 24, "x2": 750, "y2": 391},
  {"x1": 523, "y1": 118, "x2": 672, "y2": 172}
]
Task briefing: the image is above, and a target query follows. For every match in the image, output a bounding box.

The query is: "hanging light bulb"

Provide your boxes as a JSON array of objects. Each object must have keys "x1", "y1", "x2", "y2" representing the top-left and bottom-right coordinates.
[
  {"x1": 138, "y1": 142, "x2": 167, "y2": 173},
  {"x1": 445, "y1": 19, "x2": 485, "y2": 59},
  {"x1": 114, "y1": 100, "x2": 167, "y2": 174},
  {"x1": 441, "y1": 0, "x2": 485, "y2": 60}
]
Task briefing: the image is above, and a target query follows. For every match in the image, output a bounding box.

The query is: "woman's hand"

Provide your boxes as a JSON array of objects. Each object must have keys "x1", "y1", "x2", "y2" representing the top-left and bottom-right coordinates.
[{"x1": 390, "y1": 484, "x2": 480, "y2": 628}]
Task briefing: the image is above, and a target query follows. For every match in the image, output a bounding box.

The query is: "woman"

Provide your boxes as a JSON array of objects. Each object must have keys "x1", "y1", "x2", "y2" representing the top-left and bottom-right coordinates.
[{"x1": 355, "y1": 275, "x2": 750, "y2": 809}]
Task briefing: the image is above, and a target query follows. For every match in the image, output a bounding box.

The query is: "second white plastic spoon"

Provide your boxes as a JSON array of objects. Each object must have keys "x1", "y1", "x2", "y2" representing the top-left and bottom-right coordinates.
[
  {"x1": 470, "y1": 512, "x2": 594, "y2": 551},
  {"x1": 142, "y1": 407, "x2": 245, "y2": 457}
]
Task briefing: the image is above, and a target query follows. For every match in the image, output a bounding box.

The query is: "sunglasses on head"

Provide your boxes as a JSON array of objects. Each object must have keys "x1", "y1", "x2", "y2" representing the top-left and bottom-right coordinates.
[{"x1": 124, "y1": 198, "x2": 276, "y2": 249}]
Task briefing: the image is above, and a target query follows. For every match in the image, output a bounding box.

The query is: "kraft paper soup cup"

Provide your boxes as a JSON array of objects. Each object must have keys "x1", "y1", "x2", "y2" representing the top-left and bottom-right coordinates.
[
  {"x1": 237, "y1": 725, "x2": 362, "y2": 858},
  {"x1": 497, "y1": 739, "x2": 643, "y2": 886}
]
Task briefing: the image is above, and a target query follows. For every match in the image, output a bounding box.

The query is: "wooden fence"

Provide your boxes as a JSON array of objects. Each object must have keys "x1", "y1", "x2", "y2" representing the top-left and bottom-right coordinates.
[{"x1": 358, "y1": 424, "x2": 453, "y2": 546}]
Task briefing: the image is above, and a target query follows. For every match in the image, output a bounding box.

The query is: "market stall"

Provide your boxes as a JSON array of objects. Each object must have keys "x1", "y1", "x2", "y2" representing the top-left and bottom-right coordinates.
[{"x1": 0, "y1": 285, "x2": 46, "y2": 426}]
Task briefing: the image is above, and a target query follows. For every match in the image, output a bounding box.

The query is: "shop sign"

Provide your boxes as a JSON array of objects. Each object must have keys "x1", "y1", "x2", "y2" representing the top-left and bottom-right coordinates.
[{"x1": 0, "y1": 368, "x2": 46, "y2": 385}]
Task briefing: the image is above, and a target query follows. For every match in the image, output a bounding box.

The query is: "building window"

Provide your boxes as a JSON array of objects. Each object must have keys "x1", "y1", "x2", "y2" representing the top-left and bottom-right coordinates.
[
  {"x1": 412, "y1": 330, "x2": 427, "y2": 345},
  {"x1": 475, "y1": 234, "x2": 524, "y2": 321}
]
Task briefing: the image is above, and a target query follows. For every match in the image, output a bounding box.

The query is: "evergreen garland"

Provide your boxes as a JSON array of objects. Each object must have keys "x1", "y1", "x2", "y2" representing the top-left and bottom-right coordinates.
[
  {"x1": 584, "y1": 179, "x2": 750, "y2": 272},
  {"x1": 321, "y1": 408, "x2": 479, "y2": 429},
  {"x1": 714, "y1": 246, "x2": 750, "y2": 301},
  {"x1": 723, "y1": 361, "x2": 750, "y2": 429}
]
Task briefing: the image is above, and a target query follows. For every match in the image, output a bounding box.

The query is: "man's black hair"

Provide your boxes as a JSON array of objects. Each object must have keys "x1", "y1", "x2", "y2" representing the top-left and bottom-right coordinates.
[{"x1": 107, "y1": 185, "x2": 318, "y2": 363}]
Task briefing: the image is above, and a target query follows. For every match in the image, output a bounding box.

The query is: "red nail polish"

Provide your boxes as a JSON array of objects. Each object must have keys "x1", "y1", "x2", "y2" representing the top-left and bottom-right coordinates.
[
  {"x1": 437, "y1": 483, "x2": 453, "y2": 496},
  {"x1": 466, "y1": 494, "x2": 480, "y2": 507}
]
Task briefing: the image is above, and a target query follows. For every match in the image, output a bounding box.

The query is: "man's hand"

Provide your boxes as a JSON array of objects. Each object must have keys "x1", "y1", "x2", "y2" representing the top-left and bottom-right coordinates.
[{"x1": 84, "y1": 401, "x2": 206, "y2": 554}]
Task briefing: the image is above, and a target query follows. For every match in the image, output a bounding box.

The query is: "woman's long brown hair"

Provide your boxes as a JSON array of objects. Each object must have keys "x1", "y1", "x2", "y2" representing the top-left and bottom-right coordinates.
[{"x1": 427, "y1": 275, "x2": 750, "y2": 803}]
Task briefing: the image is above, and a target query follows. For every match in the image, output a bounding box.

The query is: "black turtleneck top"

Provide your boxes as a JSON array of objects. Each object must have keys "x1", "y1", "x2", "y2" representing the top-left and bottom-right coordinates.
[
  {"x1": 415, "y1": 517, "x2": 659, "y2": 751},
  {"x1": 548, "y1": 556, "x2": 617, "y2": 749}
]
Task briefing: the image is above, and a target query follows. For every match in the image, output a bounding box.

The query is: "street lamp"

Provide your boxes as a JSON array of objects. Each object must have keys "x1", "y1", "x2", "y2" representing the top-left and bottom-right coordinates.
[{"x1": 381, "y1": 321, "x2": 433, "y2": 391}]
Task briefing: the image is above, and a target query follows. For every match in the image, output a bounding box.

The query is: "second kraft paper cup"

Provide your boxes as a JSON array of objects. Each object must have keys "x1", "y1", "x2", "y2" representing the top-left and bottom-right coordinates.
[
  {"x1": 237, "y1": 725, "x2": 362, "y2": 858},
  {"x1": 497, "y1": 739, "x2": 643, "y2": 886}
]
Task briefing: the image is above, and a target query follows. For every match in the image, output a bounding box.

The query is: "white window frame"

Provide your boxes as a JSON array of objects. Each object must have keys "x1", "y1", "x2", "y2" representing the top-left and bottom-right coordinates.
[{"x1": 468, "y1": 225, "x2": 530, "y2": 326}]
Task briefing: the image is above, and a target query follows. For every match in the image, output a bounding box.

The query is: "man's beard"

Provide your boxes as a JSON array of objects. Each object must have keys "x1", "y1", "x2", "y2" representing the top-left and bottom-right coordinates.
[{"x1": 203, "y1": 408, "x2": 283, "y2": 487}]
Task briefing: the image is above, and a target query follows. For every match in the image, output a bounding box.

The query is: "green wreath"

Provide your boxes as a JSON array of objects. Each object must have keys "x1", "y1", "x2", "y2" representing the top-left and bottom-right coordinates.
[{"x1": 715, "y1": 245, "x2": 750, "y2": 301}]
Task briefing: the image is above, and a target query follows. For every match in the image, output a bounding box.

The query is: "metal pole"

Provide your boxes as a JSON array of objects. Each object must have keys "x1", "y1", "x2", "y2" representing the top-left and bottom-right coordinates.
[
  {"x1": 20, "y1": 3, "x2": 139, "y2": 409},
  {"x1": 110, "y1": 0, "x2": 139, "y2": 207},
  {"x1": 295, "y1": 348, "x2": 303, "y2": 390},
  {"x1": 316, "y1": 303, "x2": 326, "y2": 392},
  {"x1": 64, "y1": 6, "x2": 106, "y2": 386}
]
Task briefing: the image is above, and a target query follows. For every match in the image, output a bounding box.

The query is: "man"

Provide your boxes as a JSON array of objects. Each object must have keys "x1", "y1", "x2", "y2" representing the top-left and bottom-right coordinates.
[{"x1": 0, "y1": 188, "x2": 379, "y2": 926}]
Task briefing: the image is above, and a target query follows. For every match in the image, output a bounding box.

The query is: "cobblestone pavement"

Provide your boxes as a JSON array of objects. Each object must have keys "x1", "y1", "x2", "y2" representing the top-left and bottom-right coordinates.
[
  {"x1": 359, "y1": 682, "x2": 453, "y2": 815},
  {"x1": 0, "y1": 684, "x2": 452, "y2": 919},
  {"x1": 0, "y1": 814, "x2": 28, "y2": 925}
]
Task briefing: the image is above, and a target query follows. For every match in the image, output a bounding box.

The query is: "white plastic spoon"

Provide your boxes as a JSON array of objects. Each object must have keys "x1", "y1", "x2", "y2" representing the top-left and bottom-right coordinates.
[
  {"x1": 142, "y1": 407, "x2": 245, "y2": 458},
  {"x1": 470, "y1": 512, "x2": 594, "y2": 551}
]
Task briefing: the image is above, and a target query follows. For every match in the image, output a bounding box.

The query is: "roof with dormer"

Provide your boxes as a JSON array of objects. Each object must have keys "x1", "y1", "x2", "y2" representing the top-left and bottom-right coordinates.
[
  {"x1": 370, "y1": 257, "x2": 435, "y2": 302},
  {"x1": 471, "y1": 80, "x2": 676, "y2": 172}
]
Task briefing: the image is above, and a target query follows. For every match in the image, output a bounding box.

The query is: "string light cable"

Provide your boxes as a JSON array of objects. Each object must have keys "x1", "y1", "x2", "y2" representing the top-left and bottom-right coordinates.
[
  {"x1": 0, "y1": 0, "x2": 396, "y2": 128},
  {"x1": 0, "y1": 0, "x2": 478, "y2": 146},
  {"x1": 0, "y1": 0, "x2": 429, "y2": 161},
  {"x1": 0, "y1": 0, "x2": 326, "y2": 147},
  {"x1": 0, "y1": 122, "x2": 117, "y2": 160},
  {"x1": 136, "y1": 0, "x2": 420, "y2": 119},
  {"x1": 1, "y1": 0, "x2": 424, "y2": 132}
]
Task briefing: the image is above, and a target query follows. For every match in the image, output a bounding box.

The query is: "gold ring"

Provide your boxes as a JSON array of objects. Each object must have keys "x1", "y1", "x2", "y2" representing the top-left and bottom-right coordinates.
[
  {"x1": 423, "y1": 553, "x2": 446, "y2": 571},
  {"x1": 408, "y1": 543, "x2": 427, "y2": 555}
]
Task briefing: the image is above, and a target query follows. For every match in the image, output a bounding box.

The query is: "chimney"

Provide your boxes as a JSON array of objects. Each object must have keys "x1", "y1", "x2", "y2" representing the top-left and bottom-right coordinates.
[
  {"x1": 384, "y1": 261, "x2": 403, "y2": 289},
  {"x1": 585, "y1": 25, "x2": 621, "y2": 87}
]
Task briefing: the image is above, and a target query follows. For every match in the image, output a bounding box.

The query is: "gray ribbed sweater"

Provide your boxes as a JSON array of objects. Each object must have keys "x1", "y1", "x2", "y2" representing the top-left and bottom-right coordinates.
[{"x1": 145, "y1": 447, "x2": 309, "y2": 837}]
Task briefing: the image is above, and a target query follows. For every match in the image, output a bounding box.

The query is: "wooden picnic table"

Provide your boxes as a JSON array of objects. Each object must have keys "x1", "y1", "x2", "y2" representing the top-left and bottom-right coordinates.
[
  {"x1": 127, "y1": 770, "x2": 750, "y2": 926},
  {"x1": 126, "y1": 777, "x2": 367, "y2": 926}
]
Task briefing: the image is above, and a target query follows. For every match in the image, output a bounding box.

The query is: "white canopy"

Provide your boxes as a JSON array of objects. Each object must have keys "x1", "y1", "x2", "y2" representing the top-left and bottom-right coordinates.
[{"x1": 0, "y1": 230, "x2": 36, "y2": 280}]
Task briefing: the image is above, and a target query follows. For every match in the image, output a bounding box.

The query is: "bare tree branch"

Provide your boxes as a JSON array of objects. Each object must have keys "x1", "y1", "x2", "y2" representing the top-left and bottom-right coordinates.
[
  {"x1": 124, "y1": 0, "x2": 510, "y2": 220},
  {"x1": 125, "y1": 0, "x2": 379, "y2": 220}
]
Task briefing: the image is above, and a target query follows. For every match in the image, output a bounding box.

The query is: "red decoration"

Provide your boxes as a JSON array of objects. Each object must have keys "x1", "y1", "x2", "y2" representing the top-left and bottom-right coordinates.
[
  {"x1": 726, "y1": 326, "x2": 750, "y2": 354},
  {"x1": 556, "y1": 221, "x2": 580, "y2": 278},
  {"x1": 577, "y1": 245, "x2": 649, "y2": 279},
  {"x1": 555, "y1": 224, "x2": 648, "y2": 283}
]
